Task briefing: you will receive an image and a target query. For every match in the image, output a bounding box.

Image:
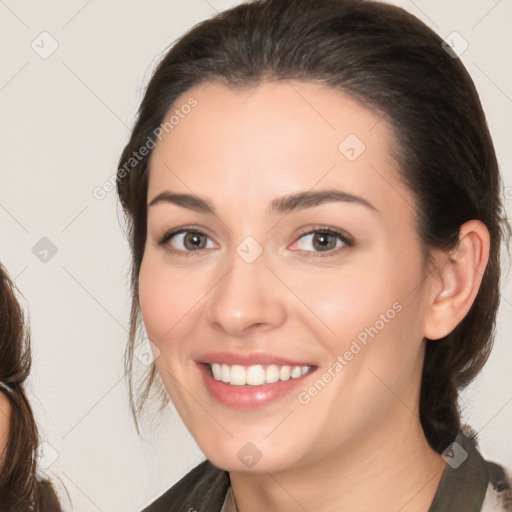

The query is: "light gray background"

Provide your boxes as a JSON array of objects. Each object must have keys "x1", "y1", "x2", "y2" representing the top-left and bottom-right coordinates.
[{"x1": 0, "y1": 0, "x2": 511, "y2": 510}]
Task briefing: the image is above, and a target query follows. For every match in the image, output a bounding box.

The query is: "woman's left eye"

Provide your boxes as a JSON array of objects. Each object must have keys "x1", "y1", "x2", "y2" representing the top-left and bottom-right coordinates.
[{"x1": 293, "y1": 228, "x2": 353, "y2": 257}]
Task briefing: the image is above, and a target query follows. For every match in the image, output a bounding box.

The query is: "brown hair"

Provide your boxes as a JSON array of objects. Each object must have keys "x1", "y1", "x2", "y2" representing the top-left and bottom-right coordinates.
[
  {"x1": 0, "y1": 263, "x2": 61, "y2": 511},
  {"x1": 116, "y1": 0, "x2": 510, "y2": 453}
]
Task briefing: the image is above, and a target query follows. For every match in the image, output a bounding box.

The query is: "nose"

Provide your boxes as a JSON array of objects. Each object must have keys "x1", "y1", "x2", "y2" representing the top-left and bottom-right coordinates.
[{"x1": 204, "y1": 246, "x2": 287, "y2": 337}]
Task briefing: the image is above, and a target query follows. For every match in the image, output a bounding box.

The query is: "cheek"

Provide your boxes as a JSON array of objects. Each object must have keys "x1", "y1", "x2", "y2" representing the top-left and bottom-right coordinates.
[
  {"x1": 304, "y1": 261, "x2": 398, "y2": 343},
  {"x1": 313, "y1": 251, "x2": 426, "y2": 363},
  {"x1": 138, "y1": 262, "x2": 170, "y2": 341},
  {"x1": 138, "y1": 255, "x2": 199, "y2": 344}
]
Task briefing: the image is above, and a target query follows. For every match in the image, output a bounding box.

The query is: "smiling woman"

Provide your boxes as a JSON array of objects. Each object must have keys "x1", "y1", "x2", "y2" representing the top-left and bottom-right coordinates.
[{"x1": 116, "y1": 0, "x2": 511, "y2": 511}]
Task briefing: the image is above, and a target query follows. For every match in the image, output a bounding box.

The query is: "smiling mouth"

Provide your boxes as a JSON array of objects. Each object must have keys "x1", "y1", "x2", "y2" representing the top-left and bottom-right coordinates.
[{"x1": 207, "y1": 363, "x2": 315, "y2": 386}]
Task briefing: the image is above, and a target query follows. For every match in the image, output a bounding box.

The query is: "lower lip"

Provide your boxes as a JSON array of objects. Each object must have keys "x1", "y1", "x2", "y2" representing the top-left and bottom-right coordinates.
[{"x1": 197, "y1": 363, "x2": 316, "y2": 409}]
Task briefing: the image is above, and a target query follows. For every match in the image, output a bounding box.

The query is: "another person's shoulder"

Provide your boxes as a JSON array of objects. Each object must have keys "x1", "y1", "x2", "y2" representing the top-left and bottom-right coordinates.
[{"x1": 141, "y1": 459, "x2": 230, "y2": 512}]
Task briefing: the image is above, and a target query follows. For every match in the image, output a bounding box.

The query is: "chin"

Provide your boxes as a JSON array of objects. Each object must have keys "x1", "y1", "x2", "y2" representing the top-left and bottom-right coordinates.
[
  {"x1": 191, "y1": 430, "x2": 305, "y2": 475},
  {"x1": 204, "y1": 449, "x2": 293, "y2": 474}
]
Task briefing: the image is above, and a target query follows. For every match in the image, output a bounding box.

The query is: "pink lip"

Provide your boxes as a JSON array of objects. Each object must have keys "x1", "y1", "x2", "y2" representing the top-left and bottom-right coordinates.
[
  {"x1": 195, "y1": 352, "x2": 317, "y2": 409},
  {"x1": 197, "y1": 351, "x2": 314, "y2": 367}
]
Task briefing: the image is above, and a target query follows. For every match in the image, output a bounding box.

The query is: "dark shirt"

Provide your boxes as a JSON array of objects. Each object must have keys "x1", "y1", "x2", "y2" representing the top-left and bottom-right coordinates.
[{"x1": 142, "y1": 432, "x2": 512, "y2": 512}]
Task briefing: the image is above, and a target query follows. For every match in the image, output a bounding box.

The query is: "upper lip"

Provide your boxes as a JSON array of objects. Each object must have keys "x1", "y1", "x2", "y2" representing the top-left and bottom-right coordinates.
[{"x1": 197, "y1": 351, "x2": 316, "y2": 367}]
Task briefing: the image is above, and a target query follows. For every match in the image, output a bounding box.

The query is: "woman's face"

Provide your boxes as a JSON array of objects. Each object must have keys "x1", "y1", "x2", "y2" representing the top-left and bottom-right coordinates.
[
  {"x1": 139, "y1": 80, "x2": 436, "y2": 472},
  {"x1": 0, "y1": 392, "x2": 9, "y2": 464}
]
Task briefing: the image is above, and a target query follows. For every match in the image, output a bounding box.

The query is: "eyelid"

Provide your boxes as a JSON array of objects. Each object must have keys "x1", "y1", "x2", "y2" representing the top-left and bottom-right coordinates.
[
  {"x1": 290, "y1": 226, "x2": 354, "y2": 258},
  {"x1": 156, "y1": 224, "x2": 354, "y2": 257},
  {"x1": 157, "y1": 225, "x2": 217, "y2": 249},
  {"x1": 294, "y1": 225, "x2": 355, "y2": 246}
]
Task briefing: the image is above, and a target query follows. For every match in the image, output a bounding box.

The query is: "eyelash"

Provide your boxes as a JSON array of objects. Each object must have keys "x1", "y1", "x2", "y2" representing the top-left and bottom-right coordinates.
[{"x1": 157, "y1": 225, "x2": 354, "y2": 259}]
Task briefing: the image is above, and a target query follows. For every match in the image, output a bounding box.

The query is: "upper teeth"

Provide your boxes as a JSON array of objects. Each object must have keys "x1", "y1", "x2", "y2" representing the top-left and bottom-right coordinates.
[{"x1": 209, "y1": 363, "x2": 313, "y2": 386}]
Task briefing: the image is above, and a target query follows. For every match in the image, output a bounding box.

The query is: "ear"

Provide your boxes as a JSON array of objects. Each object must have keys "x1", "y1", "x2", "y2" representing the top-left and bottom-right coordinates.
[{"x1": 423, "y1": 220, "x2": 490, "y2": 340}]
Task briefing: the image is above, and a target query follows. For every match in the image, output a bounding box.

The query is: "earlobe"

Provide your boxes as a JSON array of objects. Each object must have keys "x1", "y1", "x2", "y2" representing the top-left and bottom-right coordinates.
[{"x1": 423, "y1": 220, "x2": 490, "y2": 340}]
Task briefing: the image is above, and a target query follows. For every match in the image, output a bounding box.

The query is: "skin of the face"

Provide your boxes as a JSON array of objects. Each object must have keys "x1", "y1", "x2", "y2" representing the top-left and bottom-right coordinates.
[
  {"x1": 0, "y1": 392, "x2": 9, "y2": 465},
  {"x1": 139, "y1": 80, "x2": 452, "y2": 509}
]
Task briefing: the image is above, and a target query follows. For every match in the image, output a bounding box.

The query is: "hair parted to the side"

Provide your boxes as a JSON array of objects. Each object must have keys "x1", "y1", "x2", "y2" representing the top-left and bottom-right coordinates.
[
  {"x1": 0, "y1": 263, "x2": 62, "y2": 511},
  {"x1": 0, "y1": 262, "x2": 38, "y2": 509},
  {"x1": 116, "y1": 0, "x2": 510, "y2": 452}
]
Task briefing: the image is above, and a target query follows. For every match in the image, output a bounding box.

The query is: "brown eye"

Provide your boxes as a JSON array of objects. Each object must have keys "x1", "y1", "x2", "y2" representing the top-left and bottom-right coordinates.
[
  {"x1": 158, "y1": 229, "x2": 215, "y2": 254},
  {"x1": 180, "y1": 232, "x2": 208, "y2": 250},
  {"x1": 294, "y1": 228, "x2": 354, "y2": 257}
]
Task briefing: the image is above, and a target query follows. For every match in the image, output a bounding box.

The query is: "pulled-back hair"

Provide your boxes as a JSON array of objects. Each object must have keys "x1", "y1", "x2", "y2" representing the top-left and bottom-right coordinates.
[{"x1": 116, "y1": 0, "x2": 509, "y2": 453}]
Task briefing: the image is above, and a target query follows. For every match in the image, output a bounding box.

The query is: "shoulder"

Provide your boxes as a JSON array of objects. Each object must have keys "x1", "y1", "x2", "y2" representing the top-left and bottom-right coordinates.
[
  {"x1": 429, "y1": 426, "x2": 511, "y2": 512},
  {"x1": 481, "y1": 459, "x2": 512, "y2": 512},
  {"x1": 459, "y1": 426, "x2": 512, "y2": 512},
  {"x1": 141, "y1": 459, "x2": 231, "y2": 512},
  {"x1": 462, "y1": 425, "x2": 512, "y2": 512}
]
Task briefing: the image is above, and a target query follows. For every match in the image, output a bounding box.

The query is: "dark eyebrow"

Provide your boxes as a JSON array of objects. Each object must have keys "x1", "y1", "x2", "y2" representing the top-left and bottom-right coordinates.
[
  {"x1": 270, "y1": 189, "x2": 378, "y2": 214},
  {"x1": 148, "y1": 192, "x2": 214, "y2": 213},
  {"x1": 147, "y1": 189, "x2": 378, "y2": 215}
]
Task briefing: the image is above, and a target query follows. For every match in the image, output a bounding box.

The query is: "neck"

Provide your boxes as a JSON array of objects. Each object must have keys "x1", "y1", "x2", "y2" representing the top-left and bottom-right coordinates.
[{"x1": 229, "y1": 412, "x2": 447, "y2": 512}]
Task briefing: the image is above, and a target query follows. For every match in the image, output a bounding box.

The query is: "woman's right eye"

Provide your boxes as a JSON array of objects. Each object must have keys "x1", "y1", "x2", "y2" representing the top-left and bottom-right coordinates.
[{"x1": 158, "y1": 229, "x2": 216, "y2": 255}]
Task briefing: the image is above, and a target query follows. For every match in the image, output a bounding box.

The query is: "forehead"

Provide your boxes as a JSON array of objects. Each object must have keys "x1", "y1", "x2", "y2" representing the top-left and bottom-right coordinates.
[{"x1": 147, "y1": 80, "x2": 413, "y2": 219}]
